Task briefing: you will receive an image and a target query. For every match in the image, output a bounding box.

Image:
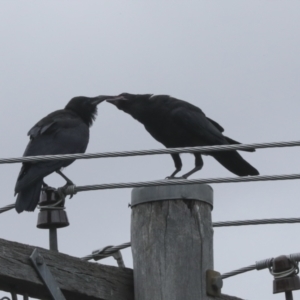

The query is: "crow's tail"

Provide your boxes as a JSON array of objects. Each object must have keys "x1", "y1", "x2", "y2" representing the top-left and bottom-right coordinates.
[
  {"x1": 211, "y1": 151, "x2": 259, "y2": 176},
  {"x1": 15, "y1": 180, "x2": 43, "y2": 213}
]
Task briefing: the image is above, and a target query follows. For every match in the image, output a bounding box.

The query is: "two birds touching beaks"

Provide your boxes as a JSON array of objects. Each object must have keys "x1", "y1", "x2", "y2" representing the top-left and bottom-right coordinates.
[{"x1": 15, "y1": 93, "x2": 259, "y2": 213}]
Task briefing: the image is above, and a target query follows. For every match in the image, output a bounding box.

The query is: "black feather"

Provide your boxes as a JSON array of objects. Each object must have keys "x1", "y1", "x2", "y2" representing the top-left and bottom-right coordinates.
[
  {"x1": 107, "y1": 93, "x2": 259, "y2": 178},
  {"x1": 15, "y1": 96, "x2": 104, "y2": 213}
]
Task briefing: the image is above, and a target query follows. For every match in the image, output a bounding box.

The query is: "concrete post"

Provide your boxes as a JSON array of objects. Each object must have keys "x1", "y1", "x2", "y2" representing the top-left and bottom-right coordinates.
[{"x1": 131, "y1": 184, "x2": 214, "y2": 300}]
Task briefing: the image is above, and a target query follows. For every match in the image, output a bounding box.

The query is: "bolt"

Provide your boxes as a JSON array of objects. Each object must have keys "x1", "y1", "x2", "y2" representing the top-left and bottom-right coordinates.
[
  {"x1": 212, "y1": 277, "x2": 223, "y2": 291},
  {"x1": 36, "y1": 255, "x2": 44, "y2": 265}
]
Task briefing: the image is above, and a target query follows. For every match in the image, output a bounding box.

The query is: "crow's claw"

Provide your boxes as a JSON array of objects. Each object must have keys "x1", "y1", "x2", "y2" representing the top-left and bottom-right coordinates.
[{"x1": 165, "y1": 176, "x2": 186, "y2": 180}]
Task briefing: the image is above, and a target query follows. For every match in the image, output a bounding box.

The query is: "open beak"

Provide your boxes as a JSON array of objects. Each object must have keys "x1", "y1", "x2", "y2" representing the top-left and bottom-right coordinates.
[
  {"x1": 106, "y1": 95, "x2": 126, "y2": 105},
  {"x1": 91, "y1": 95, "x2": 116, "y2": 105}
]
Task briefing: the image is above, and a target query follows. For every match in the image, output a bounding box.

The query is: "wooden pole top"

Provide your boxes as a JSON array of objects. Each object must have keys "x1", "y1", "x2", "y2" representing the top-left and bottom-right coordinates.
[{"x1": 131, "y1": 183, "x2": 213, "y2": 209}]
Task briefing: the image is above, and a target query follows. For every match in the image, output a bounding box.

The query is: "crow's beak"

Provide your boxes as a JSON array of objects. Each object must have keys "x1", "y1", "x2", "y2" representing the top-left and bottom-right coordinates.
[
  {"x1": 91, "y1": 95, "x2": 115, "y2": 105},
  {"x1": 106, "y1": 95, "x2": 126, "y2": 106}
]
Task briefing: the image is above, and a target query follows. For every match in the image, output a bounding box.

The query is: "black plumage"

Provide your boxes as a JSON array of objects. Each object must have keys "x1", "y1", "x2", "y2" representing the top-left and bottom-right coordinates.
[
  {"x1": 107, "y1": 93, "x2": 259, "y2": 178},
  {"x1": 15, "y1": 95, "x2": 112, "y2": 213}
]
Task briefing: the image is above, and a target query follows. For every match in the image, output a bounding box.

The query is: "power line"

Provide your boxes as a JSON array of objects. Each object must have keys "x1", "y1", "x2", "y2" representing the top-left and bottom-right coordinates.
[
  {"x1": 71, "y1": 172, "x2": 300, "y2": 193},
  {"x1": 0, "y1": 140, "x2": 300, "y2": 164},
  {"x1": 213, "y1": 217, "x2": 300, "y2": 227},
  {"x1": 3, "y1": 172, "x2": 300, "y2": 214},
  {"x1": 3, "y1": 173, "x2": 299, "y2": 207},
  {"x1": 0, "y1": 204, "x2": 15, "y2": 214},
  {"x1": 82, "y1": 244, "x2": 300, "y2": 280},
  {"x1": 221, "y1": 265, "x2": 257, "y2": 279},
  {"x1": 2, "y1": 199, "x2": 300, "y2": 229},
  {"x1": 82, "y1": 219, "x2": 300, "y2": 261}
]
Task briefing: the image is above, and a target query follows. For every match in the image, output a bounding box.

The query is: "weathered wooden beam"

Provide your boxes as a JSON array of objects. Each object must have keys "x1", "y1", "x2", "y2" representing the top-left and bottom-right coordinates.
[
  {"x1": 131, "y1": 184, "x2": 244, "y2": 300},
  {"x1": 0, "y1": 238, "x2": 134, "y2": 300}
]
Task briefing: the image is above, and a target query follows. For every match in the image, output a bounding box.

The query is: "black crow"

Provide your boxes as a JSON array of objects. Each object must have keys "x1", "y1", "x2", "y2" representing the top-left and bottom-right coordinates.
[
  {"x1": 15, "y1": 95, "x2": 113, "y2": 213},
  {"x1": 107, "y1": 93, "x2": 259, "y2": 178}
]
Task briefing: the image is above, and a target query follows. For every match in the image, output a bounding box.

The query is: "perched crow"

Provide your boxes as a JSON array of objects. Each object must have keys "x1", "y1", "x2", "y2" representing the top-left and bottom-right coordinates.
[
  {"x1": 15, "y1": 95, "x2": 113, "y2": 213},
  {"x1": 107, "y1": 93, "x2": 259, "y2": 178}
]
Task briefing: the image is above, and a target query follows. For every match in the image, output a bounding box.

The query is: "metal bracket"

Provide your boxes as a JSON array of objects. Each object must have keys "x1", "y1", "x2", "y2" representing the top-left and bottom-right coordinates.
[
  {"x1": 92, "y1": 246, "x2": 126, "y2": 268},
  {"x1": 206, "y1": 269, "x2": 223, "y2": 297},
  {"x1": 30, "y1": 248, "x2": 66, "y2": 300}
]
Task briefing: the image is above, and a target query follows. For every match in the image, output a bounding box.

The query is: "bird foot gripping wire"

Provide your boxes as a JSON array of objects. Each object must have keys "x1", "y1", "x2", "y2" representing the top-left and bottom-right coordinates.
[
  {"x1": 165, "y1": 176, "x2": 187, "y2": 180},
  {"x1": 41, "y1": 183, "x2": 77, "y2": 203},
  {"x1": 61, "y1": 183, "x2": 77, "y2": 200}
]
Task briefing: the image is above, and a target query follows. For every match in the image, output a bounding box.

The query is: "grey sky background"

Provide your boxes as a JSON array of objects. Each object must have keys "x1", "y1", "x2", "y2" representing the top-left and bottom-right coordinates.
[{"x1": 0, "y1": 1, "x2": 300, "y2": 299}]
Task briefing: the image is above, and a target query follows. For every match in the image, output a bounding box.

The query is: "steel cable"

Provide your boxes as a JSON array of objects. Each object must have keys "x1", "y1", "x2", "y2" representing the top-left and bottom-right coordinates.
[
  {"x1": 213, "y1": 217, "x2": 300, "y2": 227},
  {"x1": 0, "y1": 204, "x2": 16, "y2": 214},
  {"x1": 3, "y1": 198, "x2": 299, "y2": 228},
  {"x1": 221, "y1": 265, "x2": 257, "y2": 279},
  {"x1": 0, "y1": 140, "x2": 300, "y2": 164},
  {"x1": 82, "y1": 246, "x2": 300, "y2": 281},
  {"x1": 222, "y1": 253, "x2": 300, "y2": 279},
  {"x1": 81, "y1": 242, "x2": 131, "y2": 261},
  {"x1": 72, "y1": 173, "x2": 300, "y2": 193}
]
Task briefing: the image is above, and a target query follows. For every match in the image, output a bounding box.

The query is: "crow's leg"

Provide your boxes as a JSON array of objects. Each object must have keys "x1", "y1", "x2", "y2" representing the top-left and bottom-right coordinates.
[
  {"x1": 181, "y1": 153, "x2": 203, "y2": 179},
  {"x1": 166, "y1": 154, "x2": 182, "y2": 179},
  {"x1": 56, "y1": 170, "x2": 75, "y2": 199},
  {"x1": 56, "y1": 170, "x2": 74, "y2": 185}
]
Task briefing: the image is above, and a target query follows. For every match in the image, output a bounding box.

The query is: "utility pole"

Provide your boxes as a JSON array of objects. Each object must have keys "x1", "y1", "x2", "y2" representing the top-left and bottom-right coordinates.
[{"x1": 131, "y1": 183, "x2": 230, "y2": 300}]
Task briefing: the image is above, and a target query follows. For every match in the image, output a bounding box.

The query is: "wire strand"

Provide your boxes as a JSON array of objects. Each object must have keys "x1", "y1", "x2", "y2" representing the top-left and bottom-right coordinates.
[
  {"x1": 221, "y1": 265, "x2": 257, "y2": 279},
  {"x1": 222, "y1": 253, "x2": 300, "y2": 279},
  {"x1": 1, "y1": 140, "x2": 300, "y2": 164},
  {"x1": 82, "y1": 245, "x2": 300, "y2": 280},
  {"x1": 81, "y1": 242, "x2": 131, "y2": 261},
  {"x1": 213, "y1": 217, "x2": 300, "y2": 227},
  {"x1": 0, "y1": 204, "x2": 16, "y2": 214},
  {"x1": 3, "y1": 199, "x2": 300, "y2": 229},
  {"x1": 72, "y1": 173, "x2": 300, "y2": 193},
  {"x1": 81, "y1": 223, "x2": 300, "y2": 261}
]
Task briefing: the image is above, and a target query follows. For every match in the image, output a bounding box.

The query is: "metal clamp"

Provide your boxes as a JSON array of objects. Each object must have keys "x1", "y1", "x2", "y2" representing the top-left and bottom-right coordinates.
[
  {"x1": 30, "y1": 249, "x2": 66, "y2": 300},
  {"x1": 206, "y1": 269, "x2": 223, "y2": 297},
  {"x1": 131, "y1": 184, "x2": 213, "y2": 208},
  {"x1": 92, "y1": 246, "x2": 126, "y2": 268}
]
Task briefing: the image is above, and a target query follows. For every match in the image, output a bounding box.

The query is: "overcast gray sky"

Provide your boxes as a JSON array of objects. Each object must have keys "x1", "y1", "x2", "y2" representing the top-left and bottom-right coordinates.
[{"x1": 1, "y1": 1, "x2": 300, "y2": 299}]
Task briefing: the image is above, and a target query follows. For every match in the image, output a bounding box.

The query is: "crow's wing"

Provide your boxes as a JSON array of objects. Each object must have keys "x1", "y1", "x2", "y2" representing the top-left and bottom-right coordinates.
[
  {"x1": 171, "y1": 107, "x2": 227, "y2": 145},
  {"x1": 27, "y1": 109, "x2": 64, "y2": 139},
  {"x1": 206, "y1": 118, "x2": 224, "y2": 132},
  {"x1": 15, "y1": 111, "x2": 89, "y2": 192},
  {"x1": 25, "y1": 116, "x2": 89, "y2": 157}
]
